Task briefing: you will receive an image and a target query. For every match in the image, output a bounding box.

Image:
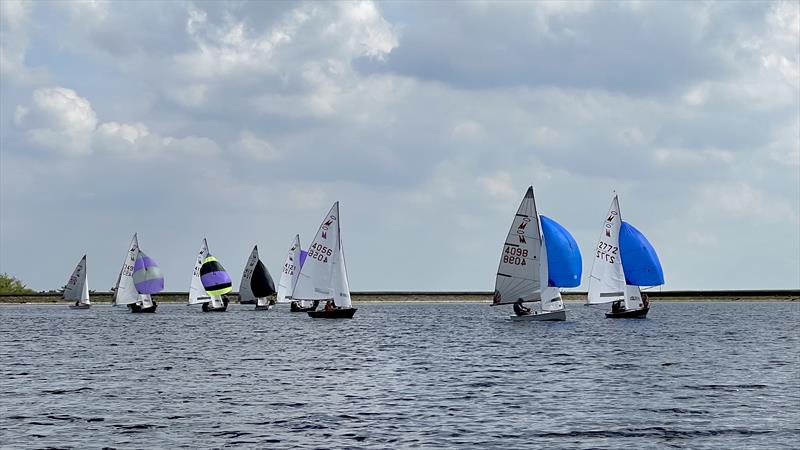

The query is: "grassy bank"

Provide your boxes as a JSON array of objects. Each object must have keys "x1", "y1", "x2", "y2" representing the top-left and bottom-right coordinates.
[{"x1": 1, "y1": 290, "x2": 797, "y2": 304}]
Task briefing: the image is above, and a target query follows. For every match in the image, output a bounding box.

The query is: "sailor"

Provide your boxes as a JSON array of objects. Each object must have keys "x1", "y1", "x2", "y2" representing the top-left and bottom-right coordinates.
[
  {"x1": 513, "y1": 299, "x2": 532, "y2": 316},
  {"x1": 642, "y1": 293, "x2": 650, "y2": 308},
  {"x1": 611, "y1": 300, "x2": 624, "y2": 313},
  {"x1": 324, "y1": 300, "x2": 335, "y2": 311}
]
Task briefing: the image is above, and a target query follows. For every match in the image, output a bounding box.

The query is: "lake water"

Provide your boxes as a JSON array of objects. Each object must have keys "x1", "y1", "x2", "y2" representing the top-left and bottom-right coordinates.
[{"x1": 1, "y1": 302, "x2": 798, "y2": 449}]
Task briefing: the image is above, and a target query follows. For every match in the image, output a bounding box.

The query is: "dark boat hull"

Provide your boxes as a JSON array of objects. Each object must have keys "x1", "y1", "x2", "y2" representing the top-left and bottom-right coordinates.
[
  {"x1": 308, "y1": 308, "x2": 357, "y2": 319},
  {"x1": 129, "y1": 301, "x2": 158, "y2": 313},
  {"x1": 606, "y1": 306, "x2": 649, "y2": 318},
  {"x1": 254, "y1": 304, "x2": 272, "y2": 311}
]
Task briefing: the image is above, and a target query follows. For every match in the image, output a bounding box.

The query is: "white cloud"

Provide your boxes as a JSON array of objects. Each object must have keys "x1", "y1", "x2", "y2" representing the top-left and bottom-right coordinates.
[
  {"x1": 695, "y1": 182, "x2": 799, "y2": 225},
  {"x1": 653, "y1": 147, "x2": 734, "y2": 166},
  {"x1": 233, "y1": 130, "x2": 281, "y2": 161},
  {"x1": 16, "y1": 87, "x2": 220, "y2": 159},
  {"x1": 478, "y1": 171, "x2": 517, "y2": 200},
  {"x1": 451, "y1": 120, "x2": 485, "y2": 141},
  {"x1": 17, "y1": 87, "x2": 98, "y2": 155}
]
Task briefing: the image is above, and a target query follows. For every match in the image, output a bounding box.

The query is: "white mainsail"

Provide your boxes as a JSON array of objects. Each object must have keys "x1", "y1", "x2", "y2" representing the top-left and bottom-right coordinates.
[
  {"x1": 587, "y1": 195, "x2": 626, "y2": 304},
  {"x1": 189, "y1": 238, "x2": 211, "y2": 305},
  {"x1": 239, "y1": 245, "x2": 259, "y2": 304},
  {"x1": 64, "y1": 255, "x2": 90, "y2": 305},
  {"x1": 114, "y1": 233, "x2": 141, "y2": 305},
  {"x1": 332, "y1": 239, "x2": 352, "y2": 308},
  {"x1": 276, "y1": 235, "x2": 302, "y2": 304},
  {"x1": 293, "y1": 202, "x2": 340, "y2": 301},
  {"x1": 492, "y1": 186, "x2": 542, "y2": 305}
]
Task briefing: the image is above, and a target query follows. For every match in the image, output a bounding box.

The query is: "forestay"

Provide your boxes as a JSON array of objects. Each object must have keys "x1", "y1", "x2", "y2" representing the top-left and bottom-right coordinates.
[
  {"x1": 64, "y1": 255, "x2": 90, "y2": 305},
  {"x1": 293, "y1": 202, "x2": 340, "y2": 301},
  {"x1": 276, "y1": 235, "x2": 302, "y2": 303},
  {"x1": 587, "y1": 196, "x2": 627, "y2": 304},
  {"x1": 492, "y1": 186, "x2": 542, "y2": 305}
]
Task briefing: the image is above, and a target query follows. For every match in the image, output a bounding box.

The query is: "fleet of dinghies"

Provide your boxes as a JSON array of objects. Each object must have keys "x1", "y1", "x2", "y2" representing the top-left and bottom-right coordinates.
[{"x1": 63, "y1": 196, "x2": 663, "y2": 321}]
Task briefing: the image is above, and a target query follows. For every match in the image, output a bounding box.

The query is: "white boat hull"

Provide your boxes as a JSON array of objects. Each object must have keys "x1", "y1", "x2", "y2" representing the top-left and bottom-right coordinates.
[{"x1": 509, "y1": 309, "x2": 566, "y2": 321}]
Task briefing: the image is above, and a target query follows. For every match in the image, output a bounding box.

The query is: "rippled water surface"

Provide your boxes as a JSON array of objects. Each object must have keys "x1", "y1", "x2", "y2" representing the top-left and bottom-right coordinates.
[{"x1": 1, "y1": 302, "x2": 798, "y2": 448}]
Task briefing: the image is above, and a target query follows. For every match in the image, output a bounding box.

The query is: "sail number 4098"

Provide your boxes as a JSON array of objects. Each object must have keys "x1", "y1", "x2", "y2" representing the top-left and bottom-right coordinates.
[
  {"x1": 503, "y1": 246, "x2": 528, "y2": 265},
  {"x1": 308, "y1": 243, "x2": 333, "y2": 263}
]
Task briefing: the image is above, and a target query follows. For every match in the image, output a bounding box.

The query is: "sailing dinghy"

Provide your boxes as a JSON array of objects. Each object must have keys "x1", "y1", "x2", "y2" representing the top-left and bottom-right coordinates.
[
  {"x1": 189, "y1": 238, "x2": 233, "y2": 312},
  {"x1": 65, "y1": 255, "x2": 90, "y2": 309},
  {"x1": 276, "y1": 235, "x2": 318, "y2": 312},
  {"x1": 113, "y1": 234, "x2": 164, "y2": 313},
  {"x1": 295, "y1": 202, "x2": 357, "y2": 319},
  {"x1": 587, "y1": 195, "x2": 664, "y2": 318},
  {"x1": 239, "y1": 245, "x2": 277, "y2": 310},
  {"x1": 492, "y1": 186, "x2": 580, "y2": 321}
]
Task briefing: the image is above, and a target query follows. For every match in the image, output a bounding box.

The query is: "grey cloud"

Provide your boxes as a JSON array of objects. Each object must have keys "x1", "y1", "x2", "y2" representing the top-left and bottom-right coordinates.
[{"x1": 361, "y1": 1, "x2": 770, "y2": 94}]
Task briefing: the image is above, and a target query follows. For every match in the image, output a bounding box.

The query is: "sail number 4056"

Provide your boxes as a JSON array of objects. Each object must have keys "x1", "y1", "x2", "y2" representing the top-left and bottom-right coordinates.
[
  {"x1": 503, "y1": 246, "x2": 527, "y2": 265},
  {"x1": 308, "y1": 243, "x2": 333, "y2": 263}
]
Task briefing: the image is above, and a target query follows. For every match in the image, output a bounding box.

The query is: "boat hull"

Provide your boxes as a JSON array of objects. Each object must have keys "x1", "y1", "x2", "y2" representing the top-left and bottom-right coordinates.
[
  {"x1": 254, "y1": 304, "x2": 272, "y2": 311},
  {"x1": 290, "y1": 301, "x2": 319, "y2": 313},
  {"x1": 202, "y1": 301, "x2": 228, "y2": 312},
  {"x1": 239, "y1": 299, "x2": 256, "y2": 305},
  {"x1": 129, "y1": 302, "x2": 157, "y2": 313},
  {"x1": 509, "y1": 309, "x2": 567, "y2": 321},
  {"x1": 606, "y1": 306, "x2": 649, "y2": 319},
  {"x1": 69, "y1": 304, "x2": 90, "y2": 310},
  {"x1": 308, "y1": 308, "x2": 357, "y2": 319}
]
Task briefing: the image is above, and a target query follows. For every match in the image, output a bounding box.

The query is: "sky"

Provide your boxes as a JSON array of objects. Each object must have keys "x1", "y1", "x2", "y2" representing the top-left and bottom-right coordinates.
[{"x1": 0, "y1": 0, "x2": 798, "y2": 292}]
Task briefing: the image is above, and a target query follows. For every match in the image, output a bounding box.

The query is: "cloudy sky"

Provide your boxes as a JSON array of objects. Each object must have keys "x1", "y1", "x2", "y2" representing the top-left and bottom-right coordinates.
[{"x1": 1, "y1": 0, "x2": 798, "y2": 292}]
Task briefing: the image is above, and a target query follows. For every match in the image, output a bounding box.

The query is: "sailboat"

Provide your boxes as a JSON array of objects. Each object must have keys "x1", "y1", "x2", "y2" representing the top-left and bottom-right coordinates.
[
  {"x1": 113, "y1": 234, "x2": 165, "y2": 313},
  {"x1": 239, "y1": 245, "x2": 277, "y2": 311},
  {"x1": 491, "y1": 186, "x2": 581, "y2": 321},
  {"x1": 276, "y1": 235, "x2": 318, "y2": 312},
  {"x1": 587, "y1": 194, "x2": 664, "y2": 318},
  {"x1": 294, "y1": 202, "x2": 357, "y2": 319},
  {"x1": 189, "y1": 238, "x2": 233, "y2": 312},
  {"x1": 65, "y1": 255, "x2": 90, "y2": 309}
]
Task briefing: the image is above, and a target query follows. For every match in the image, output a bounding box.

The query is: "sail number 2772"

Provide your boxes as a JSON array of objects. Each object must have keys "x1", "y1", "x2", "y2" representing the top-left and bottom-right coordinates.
[
  {"x1": 308, "y1": 243, "x2": 333, "y2": 263},
  {"x1": 596, "y1": 242, "x2": 618, "y2": 263},
  {"x1": 503, "y1": 246, "x2": 528, "y2": 265}
]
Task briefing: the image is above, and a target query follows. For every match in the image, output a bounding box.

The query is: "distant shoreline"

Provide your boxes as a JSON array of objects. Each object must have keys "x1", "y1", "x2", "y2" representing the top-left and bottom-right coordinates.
[{"x1": 1, "y1": 290, "x2": 797, "y2": 304}]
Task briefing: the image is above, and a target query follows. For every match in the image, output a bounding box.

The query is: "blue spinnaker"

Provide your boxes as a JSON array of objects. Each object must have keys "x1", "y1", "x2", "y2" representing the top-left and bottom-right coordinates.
[
  {"x1": 540, "y1": 215, "x2": 582, "y2": 288},
  {"x1": 619, "y1": 221, "x2": 664, "y2": 286}
]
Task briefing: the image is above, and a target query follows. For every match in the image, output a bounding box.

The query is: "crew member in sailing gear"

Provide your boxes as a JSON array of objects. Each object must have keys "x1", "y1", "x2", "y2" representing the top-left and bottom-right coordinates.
[
  {"x1": 642, "y1": 293, "x2": 649, "y2": 308},
  {"x1": 324, "y1": 300, "x2": 335, "y2": 311},
  {"x1": 513, "y1": 299, "x2": 532, "y2": 316},
  {"x1": 222, "y1": 295, "x2": 230, "y2": 307},
  {"x1": 611, "y1": 300, "x2": 624, "y2": 313}
]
